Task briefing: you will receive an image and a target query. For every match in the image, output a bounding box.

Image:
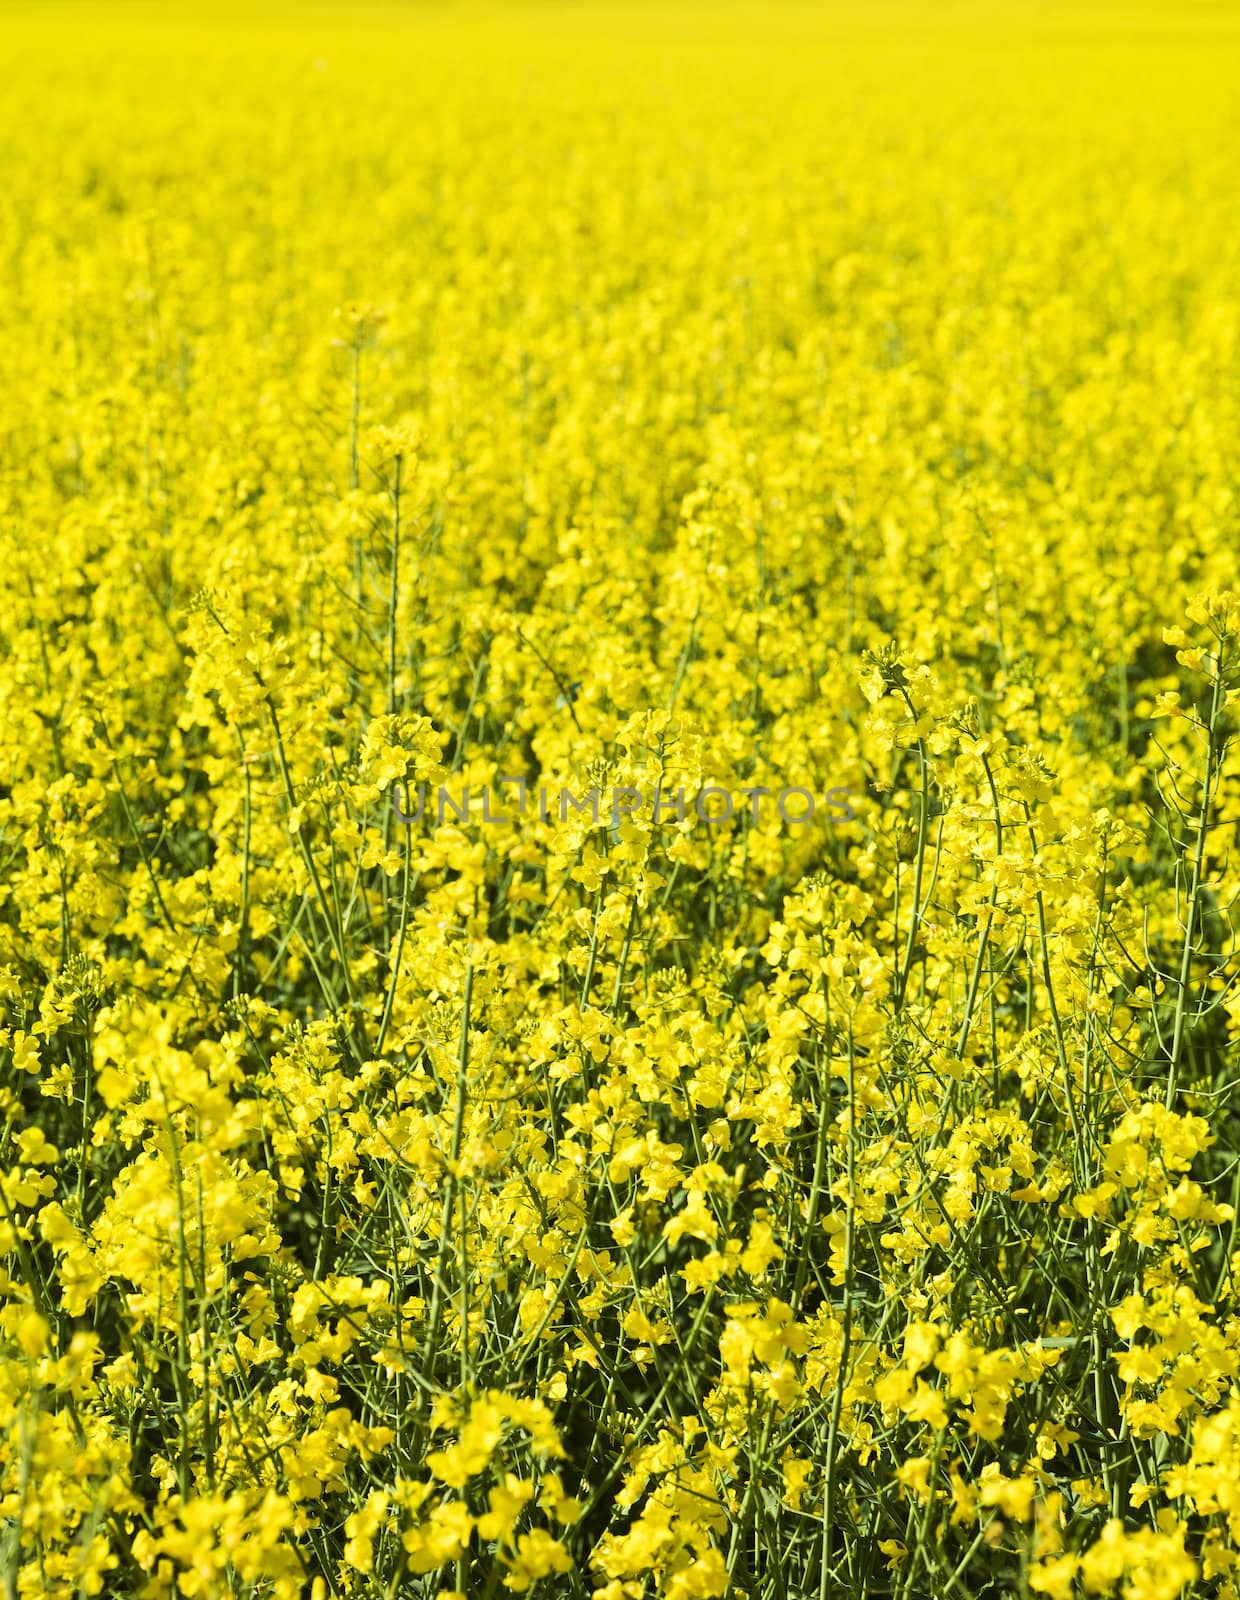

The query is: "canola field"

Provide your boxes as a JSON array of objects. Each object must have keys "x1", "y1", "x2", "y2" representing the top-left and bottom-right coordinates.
[{"x1": 3, "y1": 3, "x2": 1240, "y2": 1596}]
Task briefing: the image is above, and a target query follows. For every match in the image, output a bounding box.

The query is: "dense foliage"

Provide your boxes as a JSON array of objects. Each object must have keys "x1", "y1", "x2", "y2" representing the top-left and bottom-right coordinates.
[{"x1": 3, "y1": 4, "x2": 1240, "y2": 1597}]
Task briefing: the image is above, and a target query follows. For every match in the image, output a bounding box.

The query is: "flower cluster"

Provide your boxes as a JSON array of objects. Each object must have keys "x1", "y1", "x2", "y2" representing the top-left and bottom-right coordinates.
[{"x1": 2, "y1": 3, "x2": 1240, "y2": 1598}]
